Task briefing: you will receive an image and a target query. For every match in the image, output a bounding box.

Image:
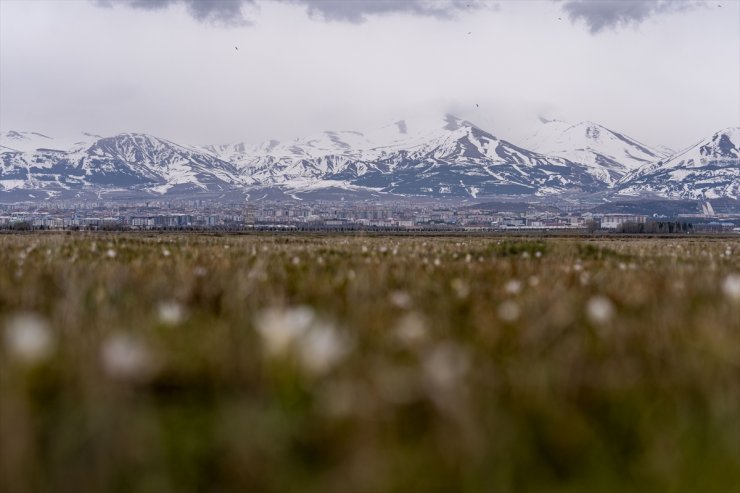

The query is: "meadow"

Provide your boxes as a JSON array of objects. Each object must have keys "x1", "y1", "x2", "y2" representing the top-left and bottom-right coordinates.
[{"x1": 1, "y1": 233, "x2": 739, "y2": 493}]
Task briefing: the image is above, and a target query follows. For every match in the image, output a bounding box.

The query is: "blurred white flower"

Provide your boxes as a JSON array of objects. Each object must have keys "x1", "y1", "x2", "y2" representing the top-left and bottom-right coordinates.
[
  {"x1": 101, "y1": 333, "x2": 153, "y2": 381},
  {"x1": 4, "y1": 313, "x2": 54, "y2": 364},
  {"x1": 580, "y1": 272, "x2": 591, "y2": 286},
  {"x1": 586, "y1": 296, "x2": 615, "y2": 324},
  {"x1": 254, "y1": 306, "x2": 314, "y2": 356},
  {"x1": 504, "y1": 279, "x2": 522, "y2": 295},
  {"x1": 451, "y1": 278, "x2": 470, "y2": 299},
  {"x1": 389, "y1": 290, "x2": 412, "y2": 309},
  {"x1": 157, "y1": 301, "x2": 186, "y2": 326},
  {"x1": 497, "y1": 301, "x2": 520, "y2": 322},
  {"x1": 162, "y1": 249, "x2": 171, "y2": 257},
  {"x1": 292, "y1": 256, "x2": 300, "y2": 265},
  {"x1": 423, "y1": 342, "x2": 470, "y2": 390},
  {"x1": 393, "y1": 312, "x2": 428, "y2": 346},
  {"x1": 254, "y1": 306, "x2": 350, "y2": 376},
  {"x1": 106, "y1": 249, "x2": 117, "y2": 259},
  {"x1": 193, "y1": 266, "x2": 207, "y2": 277},
  {"x1": 300, "y1": 324, "x2": 351, "y2": 376},
  {"x1": 722, "y1": 274, "x2": 740, "y2": 302}
]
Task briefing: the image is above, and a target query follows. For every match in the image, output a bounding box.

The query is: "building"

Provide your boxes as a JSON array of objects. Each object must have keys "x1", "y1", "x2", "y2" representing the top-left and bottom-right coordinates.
[{"x1": 600, "y1": 214, "x2": 647, "y2": 229}]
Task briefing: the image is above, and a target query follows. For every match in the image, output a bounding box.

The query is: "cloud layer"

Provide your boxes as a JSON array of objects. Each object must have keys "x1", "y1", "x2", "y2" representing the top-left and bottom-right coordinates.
[
  {"x1": 97, "y1": 0, "x2": 481, "y2": 25},
  {"x1": 560, "y1": 0, "x2": 702, "y2": 33}
]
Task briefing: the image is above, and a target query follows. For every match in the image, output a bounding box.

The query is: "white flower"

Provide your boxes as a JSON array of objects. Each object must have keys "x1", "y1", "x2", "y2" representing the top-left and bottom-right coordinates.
[
  {"x1": 292, "y1": 256, "x2": 300, "y2": 265},
  {"x1": 423, "y1": 342, "x2": 470, "y2": 390},
  {"x1": 300, "y1": 325, "x2": 351, "y2": 376},
  {"x1": 157, "y1": 301, "x2": 186, "y2": 326},
  {"x1": 451, "y1": 278, "x2": 470, "y2": 299},
  {"x1": 253, "y1": 306, "x2": 314, "y2": 356},
  {"x1": 106, "y1": 248, "x2": 117, "y2": 259},
  {"x1": 586, "y1": 296, "x2": 615, "y2": 324},
  {"x1": 504, "y1": 279, "x2": 522, "y2": 295},
  {"x1": 4, "y1": 313, "x2": 53, "y2": 363},
  {"x1": 389, "y1": 290, "x2": 412, "y2": 309},
  {"x1": 162, "y1": 249, "x2": 171, "y2": 257},
  {"x1": 101, "y1": 333, "x2": 153, "y2": 381},
  {"x1": 393, "y1": 312, "x2": 427, "y2": 346},
  {"x1": 497, "y1": 301, "x2": 520, "y2": 322},
  {"x1": 722, "y1": 274, "x2": 740, "y2": 302},
  {"x1": 254, "y1": 306, "x2": 350, "y2": 375}
]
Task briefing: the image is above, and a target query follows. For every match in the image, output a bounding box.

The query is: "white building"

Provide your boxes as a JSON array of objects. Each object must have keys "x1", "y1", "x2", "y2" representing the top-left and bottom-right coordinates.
[{"x1": 600, "y1": 214, "x2": 647, "y2": 229}]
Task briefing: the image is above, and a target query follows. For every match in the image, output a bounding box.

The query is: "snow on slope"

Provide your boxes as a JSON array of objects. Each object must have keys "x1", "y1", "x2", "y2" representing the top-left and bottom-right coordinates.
[
  {"x1": 618, "y1": 127, "x2": 740, "y2": 199},
  {"x1": 3, "y1": 121, "x2": 737, "y2": 200},
  {"x1": 0, "y1": 130, "x2": 101, "y2": 153},
  {"x1": 206, "y1": 114, "x2": 605, "y2": 197},
  {"x1": 1, "y1": 132, "x2": 248, "y2": 195},
  {"x1": 525, "y1": 118, "x2": 667, "y2": 184}
]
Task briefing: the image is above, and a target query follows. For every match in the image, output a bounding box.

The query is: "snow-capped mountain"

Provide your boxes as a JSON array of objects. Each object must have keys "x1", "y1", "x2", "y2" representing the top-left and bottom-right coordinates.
[
  {"x1": 0, "y1": 130, "x2": 101, "y2": 154},
  {"x1": 1, "y1": 132, "x2": 244, "y2": 195},
  {"x1": 207, "y1": 114, "x2": 604, "y2": 197},
  {"x1": 525, "y1": 118, "x2": 668, "y2": 185},
  {"x1": 617, "y1": 127, "x2": 740, "y2": 199},
  {"x1": 1, "y1": 119, "x2": 737, "y2": 201}
]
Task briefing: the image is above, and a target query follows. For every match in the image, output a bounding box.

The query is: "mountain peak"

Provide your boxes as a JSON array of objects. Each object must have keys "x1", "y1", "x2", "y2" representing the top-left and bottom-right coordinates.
[{"x1": 618, "y1": 127, "x2": 740, "y2": 199}]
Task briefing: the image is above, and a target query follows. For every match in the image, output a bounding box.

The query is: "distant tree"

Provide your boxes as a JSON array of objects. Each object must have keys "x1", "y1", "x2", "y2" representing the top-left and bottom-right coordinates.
[
  {"x1": 10, "y1": 221, "x2": 32, "y2": 231},
  {"x1": 586, "y1": 220, "x2": 600, "y2": 233}
]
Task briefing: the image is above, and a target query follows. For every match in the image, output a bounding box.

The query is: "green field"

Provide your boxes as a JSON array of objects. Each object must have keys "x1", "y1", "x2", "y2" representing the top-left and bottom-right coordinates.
[{"x1": 1, "y1": 233, "x2": 739, "y2": 493}]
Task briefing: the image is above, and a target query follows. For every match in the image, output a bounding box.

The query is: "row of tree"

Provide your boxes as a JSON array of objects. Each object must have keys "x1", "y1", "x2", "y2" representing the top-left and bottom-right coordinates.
[{"x1": 615, "y1": 221, "x2": 694, "y2": 234}]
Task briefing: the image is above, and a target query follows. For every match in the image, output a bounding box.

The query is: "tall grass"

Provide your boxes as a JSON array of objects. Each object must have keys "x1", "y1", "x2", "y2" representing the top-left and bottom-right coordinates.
[{"x1": 1, "y1": 233, "x2": 739, "y2": 493}]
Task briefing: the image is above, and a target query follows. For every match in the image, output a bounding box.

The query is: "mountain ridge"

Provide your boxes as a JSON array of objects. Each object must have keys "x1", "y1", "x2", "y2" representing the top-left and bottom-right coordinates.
[{"x1": 2, "y1": 118, "x2": 737, "y2": 200}]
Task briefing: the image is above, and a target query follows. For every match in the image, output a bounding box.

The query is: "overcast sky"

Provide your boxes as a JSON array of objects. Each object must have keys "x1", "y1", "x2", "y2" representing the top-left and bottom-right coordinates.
[{"x1": 0, "y1": 0, "x2": 738, "y2": 149}]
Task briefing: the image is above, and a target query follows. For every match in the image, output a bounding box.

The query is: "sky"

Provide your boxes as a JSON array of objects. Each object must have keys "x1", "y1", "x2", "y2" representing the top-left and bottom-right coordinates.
[{"x1": 0, "y1": 0, "x2": 738, "y2": 150}]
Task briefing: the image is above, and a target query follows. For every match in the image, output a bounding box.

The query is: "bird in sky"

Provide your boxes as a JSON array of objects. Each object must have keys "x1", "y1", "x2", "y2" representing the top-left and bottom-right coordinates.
[{"x1": 235, "y1": 46, "x2": 239, "y2": 51}]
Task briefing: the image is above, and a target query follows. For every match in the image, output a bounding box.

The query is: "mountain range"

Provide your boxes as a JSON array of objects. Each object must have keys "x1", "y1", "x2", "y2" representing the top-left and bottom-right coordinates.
[{"x1": 1, "y1": 116, "x2": 738, "y2": 202}]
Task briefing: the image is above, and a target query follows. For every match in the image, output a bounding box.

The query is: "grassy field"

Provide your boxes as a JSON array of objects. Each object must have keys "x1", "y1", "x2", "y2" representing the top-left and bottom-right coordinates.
[{"x1": 1, "y1": 233, "x2": 739, "y2": 493}]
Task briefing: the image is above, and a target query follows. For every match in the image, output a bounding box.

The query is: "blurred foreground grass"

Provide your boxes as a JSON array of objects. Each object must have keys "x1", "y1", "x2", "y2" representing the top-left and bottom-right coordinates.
[{"x1": 1, "y1": 233, "x2": 739, "y2": 493}]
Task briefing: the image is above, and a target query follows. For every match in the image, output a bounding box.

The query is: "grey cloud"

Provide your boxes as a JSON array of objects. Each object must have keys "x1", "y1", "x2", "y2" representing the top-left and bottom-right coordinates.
[
  {"x1": 559, "y1": 0, "x2": 702, "y2": 34},
  {"x1": 96, "y1": 0, "x2": 250, "y2": 25},
  {"x1": 96, "y1": 0, "x2": 483, "y2": 25},
  {"x1": 294, "y1": 0, "x2": 476, "y2": 23}
]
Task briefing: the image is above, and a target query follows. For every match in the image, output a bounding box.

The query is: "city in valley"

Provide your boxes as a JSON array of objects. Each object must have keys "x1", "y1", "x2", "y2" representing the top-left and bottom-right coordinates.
[{"x1": 1, "y1": 199, "x2": 738, "y2": 233}]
